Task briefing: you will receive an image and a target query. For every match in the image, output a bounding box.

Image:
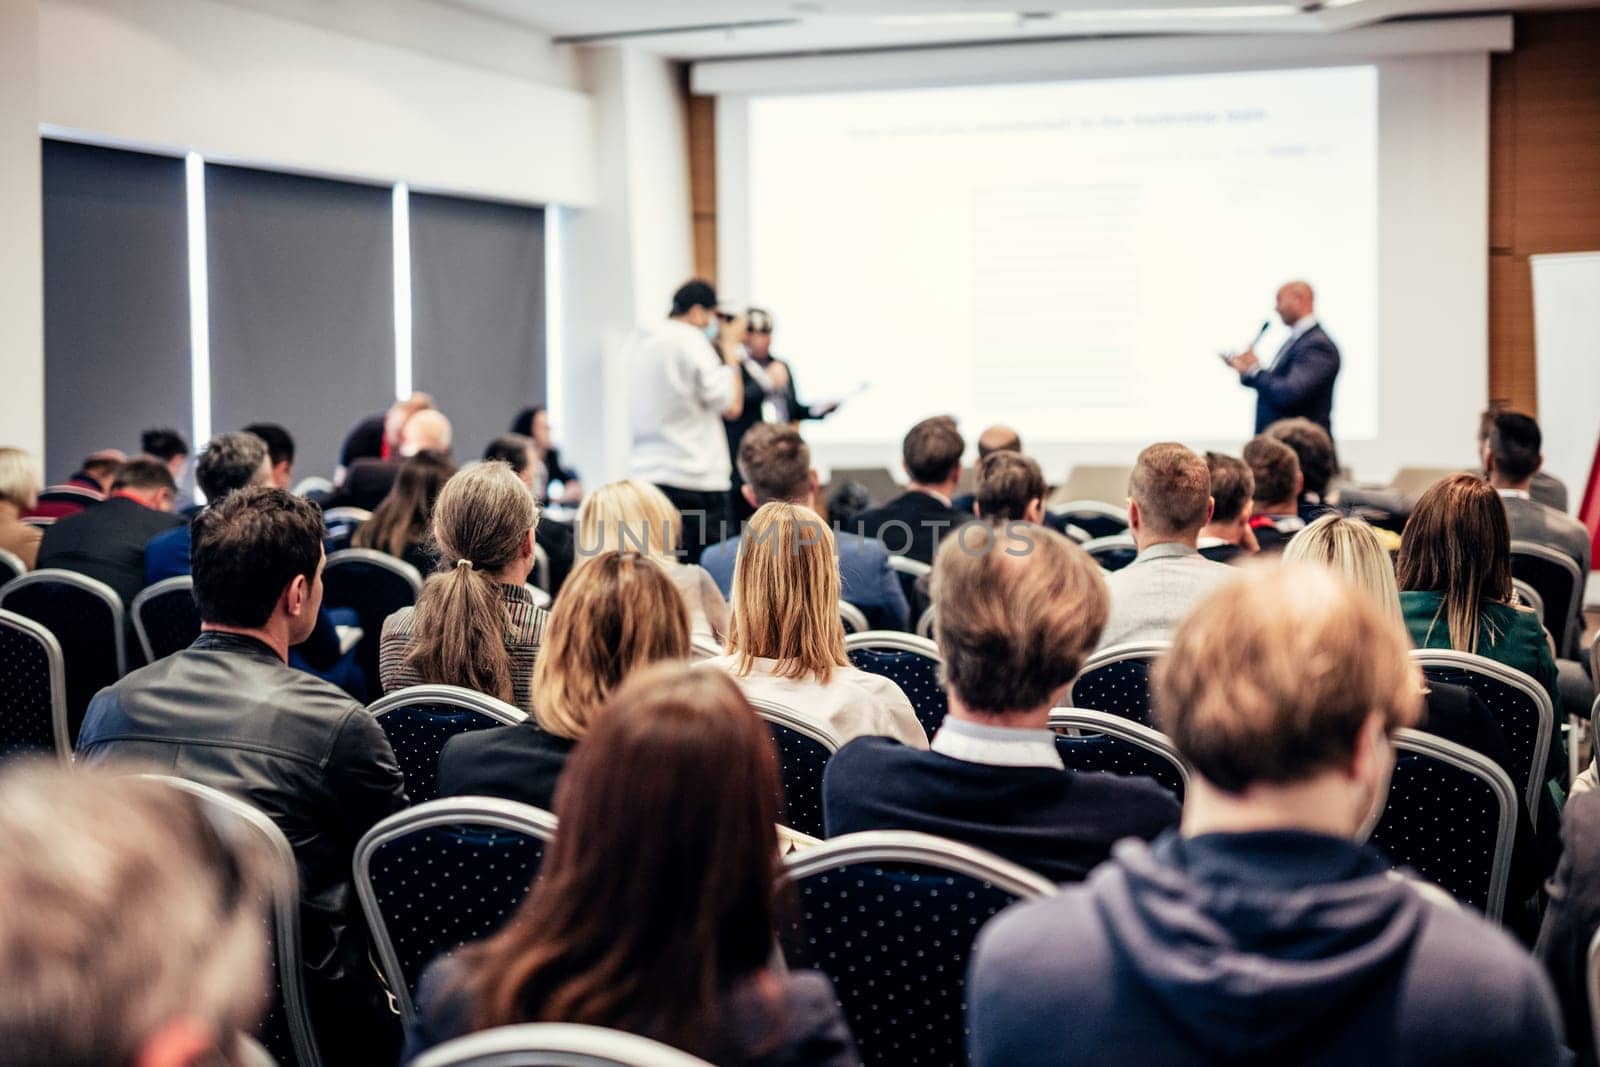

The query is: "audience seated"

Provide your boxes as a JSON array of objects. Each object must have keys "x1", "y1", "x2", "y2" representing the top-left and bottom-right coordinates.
[
  {"x1": 351, "y1": 450, "x2": 455, "y2": 575},
  {"x1": 851, "y1": 415, "x2": 967, "y2": 566},
  {"x1": 973, "y1": 449, "x2": 1046, "y2": 524},
  {"x1": 380, "y1": 461, "x2": 547, "y2": 709},
  {"x1": 825, "y1": 522, "x2": 1178, "y2": 879},
  {"x1": 437, "y1": 550, "x2": 690, "y2": 809},
  {"x1": 953, "y1": 424, "x2": 1023, "y2": 513},
  {"x1": 145, "y1": 431, "x2": 272, "y2": 584},
  {"x1": 1096, "y1": 443, "x2": 1231, "y2": 649},
  {"x1": 1267, "y1": 416, "x2": 1339, "y2": 522},
  {"x1": 0, "y1": 764, "x2": 272, "y2": 1067},
  {"x1": 36, "y1": 456, "x2": 183, "y2": 607},
  {"x1": 510, "y1": 405, "x2": 584, "y2": 505},
  {"x1": 1198, "y1": 451, "x2": 1258, "y2": 563},
  {"x1": 241, "y1": 421, "x2": 297, "y2": 490},
  {"x1": 578, "y1": 479, "x2": 728, "y2": 644},
  {"x1": 1243, "y1": 434, "x2": 1305, "y2": 552},
  {"x1": 701, "y1": 424, "x2": 909, "y2": 631},
  {"x1": 482, "y1": 432, "x2": 575, "y2": 594},
  {"x1": 335, "y1": 391, "x2": 434, "y2": 481},
  {"x1": 405, "y1": 664, "x2": 860, "y2": 1066},
  {"x1": 0, "y1": 447, "x2": 43, "y2": 569},
  {"x1": 707, "y1": 502, "x2": 925, "y2": 747},
  {"x1": 968, "y1": 564, "x2": 1563, "y2": 1067},
  {"x1": 1397, "y1": 473, "x2": 1561, "y2": 704},
  {"x1": 141, "y1": 427, "x2": 190, "y2": 486},
  {"x1": 22, "y1": 448, "x2": 124, "y2": 521},
  {"x1": 76, "y1": 485, "x2": 408, "y2": 1062},
  {"x1": 826, "y1": 480, "x2": 871, "y2": 526},
  {"x1": 1481, "y1": 404, "x2": 1569, "y2": 513},
  {"x1": 1537, "y1": 790, "x2": 1600, "y2": 1066},
  {"x1": 335, "y1": 408, "x2": 454, "y2": 512}
]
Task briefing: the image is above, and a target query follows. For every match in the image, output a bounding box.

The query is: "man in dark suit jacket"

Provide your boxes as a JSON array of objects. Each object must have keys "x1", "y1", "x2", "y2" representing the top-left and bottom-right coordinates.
[
  {"x1": 852, "y1": 416, "x2": 968, "y2": 567},
  {"x1": 1225, "y1": 280, "x2": 1341, "y2": 436},
  {"x1": 36, "y1": 456, "x2": 182, "y2": 607}
]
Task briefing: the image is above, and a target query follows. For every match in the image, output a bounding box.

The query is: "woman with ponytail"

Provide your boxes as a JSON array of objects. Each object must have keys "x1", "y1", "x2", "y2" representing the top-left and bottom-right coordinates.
[{"x1": 378, "y1": 461, "x2": 548, "y2": 711}]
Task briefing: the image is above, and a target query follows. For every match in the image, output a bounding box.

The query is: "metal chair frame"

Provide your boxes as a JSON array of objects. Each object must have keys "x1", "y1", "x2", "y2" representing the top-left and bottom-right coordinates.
[
  {"x1": 0, "y1": 608, "x2": 70, "y2": 760},
  {"x1": 1047, "y1": 499, "x2": 1129, "y2": 525},
  {"x1": 1047, "y1": 707, "x2": 1189, "y2": 792},
  {"x1": 838, "y1": 601, "x2": 870, "y2": 635},
  {"x1": 0, "y1": 567, "x2": 128, "y2": 678},
  {"x1": 749, "y1": 697, "x2": 843, "y2": 752},
  {"x1": 292, "y1": 476, "x2": 334, "y2": 498},
  {"x1": 0, "y1": 547, "x2": 25, "y2": 587},
  {"x1": 1511, "y1": 577, "x2": 1545, "y2": 620},
  {"x1": 845, "y1": 630, "x2": 941, "y2": 659},
  {"x1": 915, "y1": 605, "x2": 936, "y2": 639},
  {"x1": 354, "y1": 796, "x2": 559, "y2": 1024},
  {"x1": 130, "y1": 574, "x2": 198, "y2": 664},
  {"x1": 1509, "y1": 539, "x2": 1584, "y2": 658},
  {"x1": 325, "y1": 547, "x2": 423, "y2": 591},
  {"x1": 411, "y1": 1023, "x2": 717, "y2": 1067},
  {"x1": 886, "y1": 554, "x2": 931, "y2": 579},
  {"x1": 1082, "y1": 533, "x2": 1138, "y2": 570},
  {"x1": 784, "y1": 827, "x2": 1057, "y2": 897},
  {"x1": 322, "y1": 506, "x2": 373, "y2": 527},
  {"x1": 1066, "y1": 641, "x2": 1170, "y2": 710},
  {"x1": 367, "y1": 683, "x2": 527, "y2": 726}
]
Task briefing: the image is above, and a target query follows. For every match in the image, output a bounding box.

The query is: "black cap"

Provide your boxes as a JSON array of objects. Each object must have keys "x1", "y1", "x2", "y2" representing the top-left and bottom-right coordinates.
[{"x1": 671, "y1": 279, "x2": 718, "y2": 316}]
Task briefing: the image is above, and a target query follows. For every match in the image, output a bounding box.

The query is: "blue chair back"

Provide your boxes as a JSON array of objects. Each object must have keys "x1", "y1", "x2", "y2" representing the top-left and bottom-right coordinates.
[
  {"x1": 750, "y1": 698, "x2": 839, "y2": 840},
  {"x1": 1049, "y1": 707, "x2": 1188, "y2": 800},
  {"x1": 1083, "y1": 534, "x2": 1138, "y2": 572},
  {"x1": 845, "y1": 632, "x2": 946, "y2": 738},
  {"x1": 322, "y1": 548, "x2": 421, "y2": 688},
  {"x1": 367, "y1": 685, "x2": 525, "y2": 805},
  {"x1": 0, "y1": 569, "x2": 125, "y2": 743},
  {"x1": 131, "y1": 575, "x2": 201, "y2": 662},
  {"x1": 0, "y1": 609, "x2": 69, "y2": 761},
  {"x1": 1066, "y1": 642, "x2": 1169, "y2": 728}
]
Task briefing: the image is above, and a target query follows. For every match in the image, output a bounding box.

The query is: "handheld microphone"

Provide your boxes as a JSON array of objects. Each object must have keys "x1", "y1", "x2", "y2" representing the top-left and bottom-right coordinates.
[{"x1": 1248, "y1": 319, "x2": 1271, "y2": 349}]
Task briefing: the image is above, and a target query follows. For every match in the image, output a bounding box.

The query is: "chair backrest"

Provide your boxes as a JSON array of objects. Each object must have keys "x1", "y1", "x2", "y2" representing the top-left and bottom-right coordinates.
[
  {"x1": 1509, "y1": 540, "x2": 1584, "y2": 658},
  {"x1": 1048, "y1": 707, "x2": 1188, "y2": 800},
  {"x1": 321, "y1": 507, "x2": 371, "y2": 552},
  {"x1": 0, "y1": 608, "x2": 69, "y2": 761},
  {"x1": 354, "y1": 796, "x2": 559, "y2": 1024},
  {"x1": 749, "y1": 697, "x2": 841, "y2": 840},
  {"x1": 914, "y1": 605, "x2": 936, "y2": 639},
  {"x1": 1046, "y1": 499, "x2": 1130, "y2": 540},
  {"x1": 0, "y1": 569, "x2": 126, "y2": 743},
  {"x1": 1411, "y1": 650, "x2": 1552, "y2": 825},
  {"x1": 0, "y1": 547, "x2": 24, "y2": 588},
  {"x1": 845, "y1": 631, "x2": 947, "y2": 738},
  {"x1": 130, "y1": 575, "x2": 201, "y2": 663},
  {"x1": 1364, "y1": 729, "x2": 1517, "y2": 921},
  {"x1": 1066, "y1": 641, "x2": 1170, "y2": 727},
  {"x1": 322, "y1": 548, "x2": 422, "y2": 685},
  {"x1": 411, "y1": 1024, "x2": 718, "y2": 1067},
  {"x1": 532, "y1": 543, "x2": 552, "y2": 594},
  {"x1": 139, "y1": 775, "x2": 322, "y2": 1067},
  {"x1": 1082, "y1": 534, "x2": 1138, "y2": 572},
  {"x1": 1511, "y1": 577, "x2": 1545, "y2": 620},
  {"x1": 292, "y1": 476, "x2": 334, "y2": 498},
  {"x1": 689, "y1": 635, "x2": 724, "y2": 662},
  {"x1": 886, "y1": 554, "x2": 930, "y2": 579},
  {"x1": 781, "y1": 831, "x2": 1055, "y2": 1067},
  {"x1": 838, "y1": 600, "x2": 870, "y2": 635},
  {"x1": 367, "y1": 684, "x2": 526, "y2": 805}
]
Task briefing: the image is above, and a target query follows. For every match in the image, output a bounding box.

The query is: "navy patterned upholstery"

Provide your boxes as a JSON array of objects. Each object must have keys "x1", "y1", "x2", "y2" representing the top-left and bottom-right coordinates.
[
  {"x1": 1367, "y1": 731, "x2": 1515, "y2": 920},
  {"x1": 1415, "y1": 656, "x2": 1551, "y2": 819},
  {"x1": 762, "y1": 720, "x2": 834, "y2": 839},
  {"x1": 0, "y1": 610, "x2": 66, "y2": 761},
  {"x1": 1053, "y1": 732, "x2": 1186, "y2": 799},
  {"x1": 1083, "y1": 537, "x2": 1139, "y2": 572},
  {"x1": 1070, "y1": 656, "x2": 1159, "y2": 727},
  {"x1": 132, "y1": 577, "x2": 201, "y2": 662},
  {"x1": 322, "y1": 550, "x2": 420, "y2": 690},
  {"x1": 782, "y1": 833, "x2": 1053, "y2": 1067},
  {"x1": 368, "y1": 687, "x2": 525, "y2": 806},
  {"x1": 355, "y1": 799, "x2": 557, "y2": 1021},
  {"x1": 847, "y1": 640, "x2": 947, "y2": 738},
  {"x1": 0, "y1": 571, "x2": 124, "y2": 744},
  {"x1": 1055, "y1": 509, "x2": 1128, "y2": 540}
]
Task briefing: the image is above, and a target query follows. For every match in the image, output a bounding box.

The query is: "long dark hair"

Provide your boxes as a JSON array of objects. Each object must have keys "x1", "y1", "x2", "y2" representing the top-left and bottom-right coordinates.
[
  {"x1": 353, "y1": 451, "x2": 454, "y2": 560},
  {"x1": 1396, "y1": 473, "x2": 1513, "y2": 655},
  {"x1": 458, "y1": 663, "x2": 783, "y2": 1057}
]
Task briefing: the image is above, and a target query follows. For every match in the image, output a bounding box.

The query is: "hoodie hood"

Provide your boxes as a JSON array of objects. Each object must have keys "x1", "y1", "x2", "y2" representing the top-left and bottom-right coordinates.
[{"x1": 1093, "y1": 830, "x2": 1425, "y2": 1061}]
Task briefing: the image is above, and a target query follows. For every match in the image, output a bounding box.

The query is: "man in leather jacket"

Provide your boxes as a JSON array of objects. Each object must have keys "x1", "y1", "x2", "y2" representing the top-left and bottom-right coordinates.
[{"x1": 77, "y1": 485, "x2": 408, "y2": 1061}]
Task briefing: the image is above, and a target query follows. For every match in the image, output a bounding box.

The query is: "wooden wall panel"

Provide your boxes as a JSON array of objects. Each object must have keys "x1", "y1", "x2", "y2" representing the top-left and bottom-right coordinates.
[{"x1": 687, "y1": 91, "x2": 718, "y2": 283}]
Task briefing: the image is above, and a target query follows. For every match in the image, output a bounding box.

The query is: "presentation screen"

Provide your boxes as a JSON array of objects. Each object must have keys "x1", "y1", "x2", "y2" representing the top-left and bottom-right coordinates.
[{"x1": 745, "y1": 65, "x2": 1378, "y2": 447}]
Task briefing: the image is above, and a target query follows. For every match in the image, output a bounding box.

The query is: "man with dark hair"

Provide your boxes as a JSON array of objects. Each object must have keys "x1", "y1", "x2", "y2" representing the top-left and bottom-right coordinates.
[
  {"x1": 23, "y1": 448, "x2": 126, "y2": 521},
  {"x1": 1096, "y1": 443, "x2": 1230, "y2": 649},
  {"x1": 852, "y1": 416, "x2": 968, "y2": 566},
  {"x1": 1266, "y1": 416, "x2": 1338, "y2": 522},
  {"x1": 824, "y1": 525, "x2": 1178, "y2": 881},
  {"x1": 700, "y1": 424, "x2": 909, "y2": 629},
  {"x1": 1481, "y1": 405, "x2": 1568, "y2": 512},
  {"x1": 969, "y1": 565, "x2": 1562, "y2": 1067},
  {"x1": 140, "y1": 428, "x2": 190, "y2": 484},
  {"x1": 953, "y1": 425, "x2": 1025, "y2": 513},
  {"x1": 242, "y1": 422, "x2": 296, "y2": 490},
  {"x1": 35, "y1": 456, "x2": 182, "y2": 606},
  {"x1": 1199, "y1": 451, "x2": 1258, "y2": 563},
  {"x1": 626, "y1": 279, "x2": 747, "y2": 563},
  {"x1": 509, "y1": 406, "x2": 582, "y2": 504},
  {"x1": 1244, "y1": 434, "x2": 1304, "y2": 553},
  {"x1": 145, "y1": 432, "x2": 271, "y2": 584},
  {"x1": 974, "y1": 450, "x2": 1046, "y2": 524},
  {"x1": 77, "y1": 485, "x2": 408, "y2": 1062},
  {"x1": 482, "y1": 433, "x2": 575, "y2": 595}
]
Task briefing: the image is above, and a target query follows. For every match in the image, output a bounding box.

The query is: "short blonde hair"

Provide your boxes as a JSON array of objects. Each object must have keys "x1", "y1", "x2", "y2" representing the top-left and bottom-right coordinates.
[
  {"x1": 577, "y1": 480, "x2": 682, "y2": 565},
  {"x1": 0, "y1": 448, "x2": 41, "y2": 511},
  {"x1": 1283, "y1": 514, "x2": 1403, "y2": 628},
  {"x1": 1154, "y1": 563, "x2": 1423, "y2": 794},
  {"x1": 728, "y1": 502, "x2": 848, "y2": 683}
]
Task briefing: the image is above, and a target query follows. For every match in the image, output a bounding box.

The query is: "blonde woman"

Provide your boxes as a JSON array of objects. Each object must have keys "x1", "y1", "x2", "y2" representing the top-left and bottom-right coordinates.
[
  {"x1": 436, "y1": 551, "x2": 691, "y2": 809},
  {"x1": 577, "y1": 479, "x2": 728, "y2": 644},
  {"x1": 380, "y1": 461, "x2": 547, "y2": 709},
  {"x1": 0, "y1": 447, "x2": 43, "y2": 569},
  {"x1": 1282, "y1": 513, "x2": 1405, "y2": 627},
  {"x1": 707, "y1": 502, "x2": 926, "y2": 748}
]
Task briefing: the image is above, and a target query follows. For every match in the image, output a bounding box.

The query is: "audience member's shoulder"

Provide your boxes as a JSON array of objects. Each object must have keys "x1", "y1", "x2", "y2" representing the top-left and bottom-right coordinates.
[
  {"x1": 828, "y1": 735, "x2": 915, "y2": 774},
  {"x1": 1408, "y1": 885, "x2": 1558, "y2": 1018},
  {"x1": 1069, "y1": 769, "x2": 1182, "y2": 831}
]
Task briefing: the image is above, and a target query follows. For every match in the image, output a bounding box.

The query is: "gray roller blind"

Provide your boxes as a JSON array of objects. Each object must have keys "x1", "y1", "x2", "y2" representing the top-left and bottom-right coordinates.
[
  {"x1": 409, "y1": 192, "x2": 545, "y2": 458},
  {"x1": 205, "y1": 164, "x2": 394, "y2": 481},
  {"x1": 42, "y1": 140, "x2": 190, "y2": 483}
]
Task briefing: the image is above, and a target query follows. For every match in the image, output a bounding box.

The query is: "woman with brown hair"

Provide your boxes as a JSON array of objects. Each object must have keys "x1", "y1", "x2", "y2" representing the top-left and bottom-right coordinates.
[
  {"x1": 706, "y1": 501, "x2": 925, "y2": 748},
  {"x1": 353, "y1": 451, "x2": 456, "y2": 575},
  {"x1": 379, "y1": 461, "x2": 546, "y2": 709},
  {"x1": 435, "y1": 550, "x2": 691, "y2": 809},
  {"x1": 404, "y1": 663, "x2": 860, "y2": 1065},
  {"x1": 1396, "y1": 473, "x2": 1559, "y2": 701}
]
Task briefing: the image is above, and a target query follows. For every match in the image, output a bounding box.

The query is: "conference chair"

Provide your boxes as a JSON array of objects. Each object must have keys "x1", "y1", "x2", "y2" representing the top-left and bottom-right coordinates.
[
  {"x1": 1512, "y1": 578, "x2": 1546, "y2": 620},
  {"x1": 1083, "y1": 534, "x2": 1139, "y2": 572},
  {"x1": 1047, "y1": 499, "x2": 1130, "y2": 541},
  {"x1": 886, "y1": 553, "x2": 930, "y2": 617},
  {"x1": 321, "y1": 506, "x2": 371, "y2": 553},
  {"x1": 1066, "y1": 641, "x2": 1170, "y2": 728},
  {"x1": 354, "y1": 796, "x2": 559, "y2": 1024},
  {"x1": 532, "y1": 543, "x2": 552, "y2": 595},
  {"x1": 141, "y1": 775, "x2": 322, "y2": 1067},
  {"x1": 411, "y1": 1024, "x2": 716, "y2": 1067},
  {"x1": 915, "y1": 604, "x2": 936, "y2": 639},
  {"x1": 34, "y1": 484, "x2": 101, "y2": 513},
  {"x1": 750, "y1": 697, "x2": 840, "y2": 840},
  {"x1": 845, "y1": 631, "x2": 947, "y2": 739},
  {"x1": 0, "y1": 547, "x2": 24, "y2": 588},
  {"x1": 0, "y1": 608, "x2": 69, "y2": 761},
  {"x1": 1412, "y1": 650, "x2": 1553, "y2": 827},
  {"x1": 321, "y1": 548, "x2": 422, "y2": 689},
  {"x1": 0, "y1": 569, "x2": 125, "y2": 743},
  {"x1": 130, "y1": 575, "x2": 201, "y2": 663},
  {"x1": 781, "y1": 830, "x2": 1056, "y2": 1067},
  {"x1": 366, "y1": 684, "x2": 526, "y2": 806},
  {"x1": 1364, "y1": 729, "x2": 1517, "y2": 921},
  {"x1": 1048, "y1": 707, "x2": 1188, "y2": 800},
  {"x1": 1510, "y1": 540, "x2": 1584, "y2": 659},
  {"x1": 292, "y1": 476, "x2": 333, "y2": 498},
  {"x1": 838, "y1": 600, "x2": 870, "y2": 635}
]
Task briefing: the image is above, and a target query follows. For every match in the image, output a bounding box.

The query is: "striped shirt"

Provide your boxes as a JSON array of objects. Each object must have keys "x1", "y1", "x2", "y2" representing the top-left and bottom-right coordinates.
[{"x1": 379, "y1": 583, "x2": 550, "y2": 714}]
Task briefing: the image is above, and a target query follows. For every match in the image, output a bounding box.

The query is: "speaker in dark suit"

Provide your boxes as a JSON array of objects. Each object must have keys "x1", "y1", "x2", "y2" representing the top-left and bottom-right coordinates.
[{"x1": 1226, "y1": 281, "x2": 1341, "y2": 437}]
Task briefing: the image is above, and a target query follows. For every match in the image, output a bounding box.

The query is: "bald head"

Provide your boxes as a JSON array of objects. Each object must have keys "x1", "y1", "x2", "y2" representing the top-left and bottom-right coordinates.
[
  {"x1": 1275, "y1": 281, "x2": 1315, "y2": 327},
  {"x1": 400, "y1": 409, "x2": 453, "y2": 456},
  {"x1": 977, "y1": 425, "x2": 1022, "y2": 459}
]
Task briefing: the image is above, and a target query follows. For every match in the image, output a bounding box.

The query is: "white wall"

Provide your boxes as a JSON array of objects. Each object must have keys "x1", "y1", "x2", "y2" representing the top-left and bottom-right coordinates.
[{"x1": 0, "y1": 2, "x2": 44, "y2": 462}]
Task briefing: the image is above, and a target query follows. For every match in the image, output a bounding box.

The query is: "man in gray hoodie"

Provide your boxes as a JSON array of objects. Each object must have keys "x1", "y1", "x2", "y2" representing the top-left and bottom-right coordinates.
[{"x1": 968, "y1": 563, "x2": 1565, "y2": 1067}]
